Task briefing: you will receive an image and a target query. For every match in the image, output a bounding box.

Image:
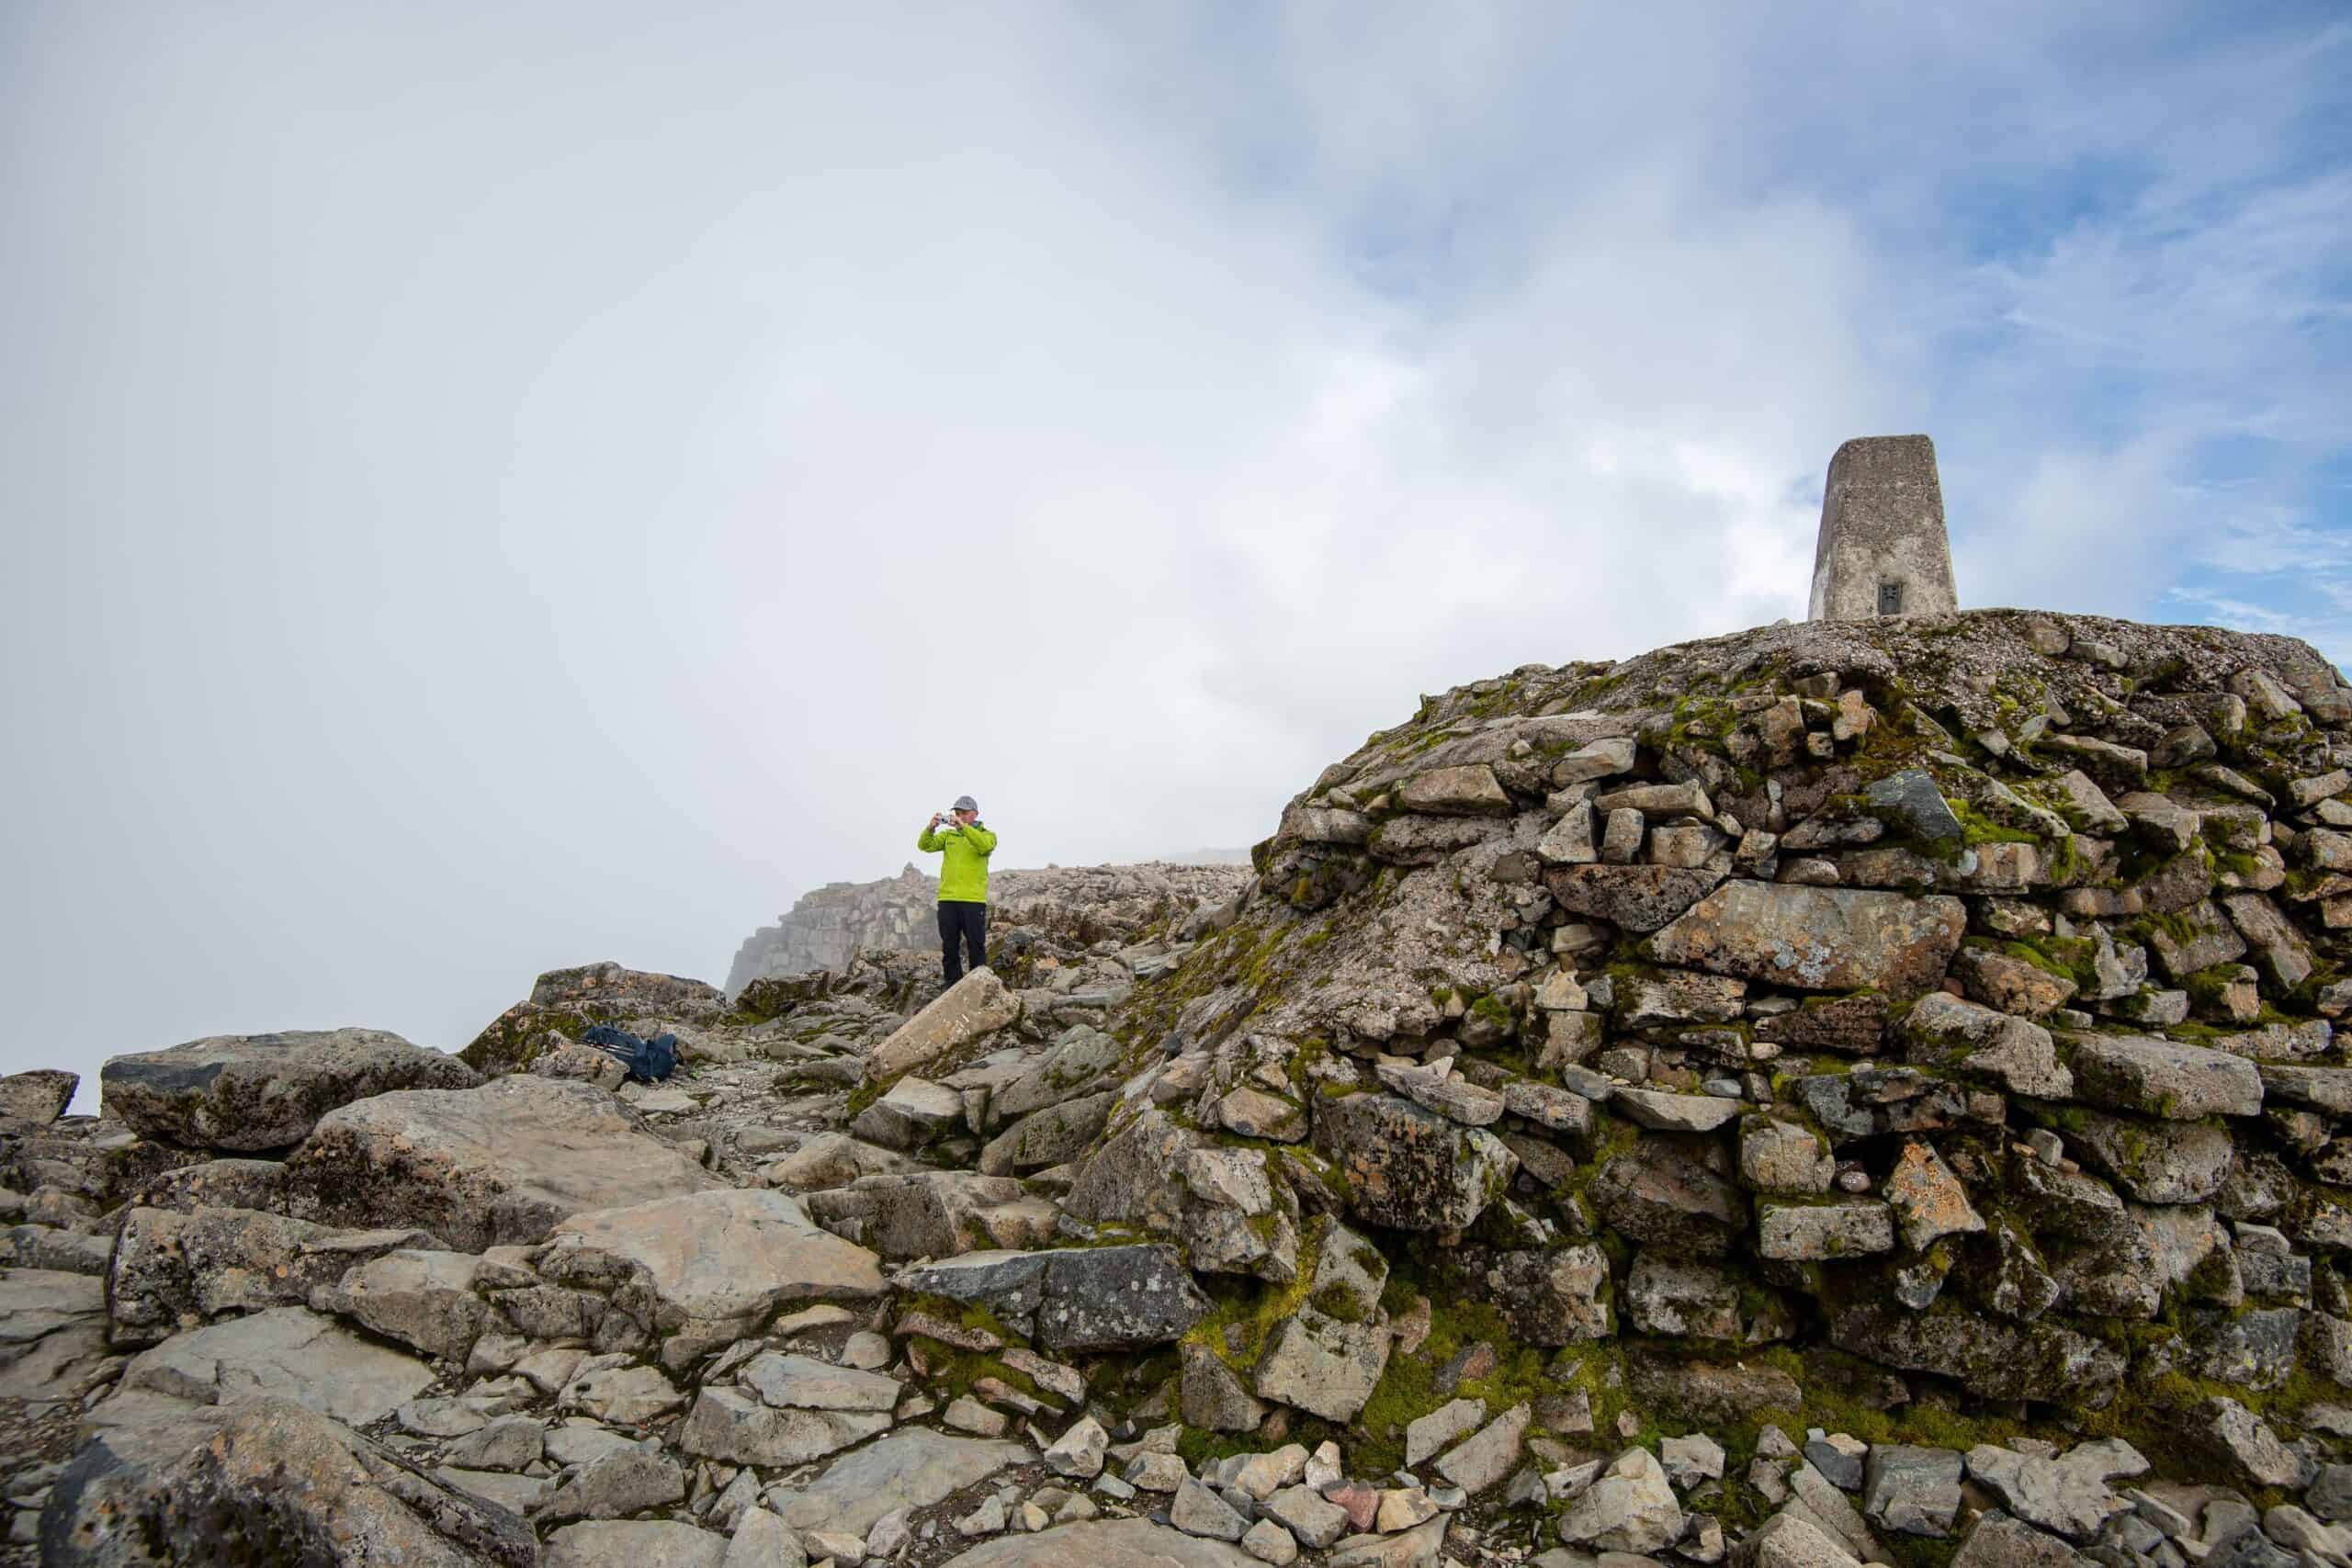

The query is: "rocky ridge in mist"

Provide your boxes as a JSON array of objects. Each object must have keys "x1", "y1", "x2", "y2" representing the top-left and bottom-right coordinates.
[
  {"x1": 727, "y1": 862, "x2": 1255, "y2": 995},
  {"x1": 6, "y1": 608, "x2": 2352, "y2": 1568}
]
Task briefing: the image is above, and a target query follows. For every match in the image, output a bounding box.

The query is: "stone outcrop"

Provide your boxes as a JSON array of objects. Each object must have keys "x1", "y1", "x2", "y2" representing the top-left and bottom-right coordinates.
[
  {"x1": 8, "y1": 606, "x2": 2352, "y2": 1568},
  {"x1": 727, "y1": 862, "x2": 1253, "y2": 994}
]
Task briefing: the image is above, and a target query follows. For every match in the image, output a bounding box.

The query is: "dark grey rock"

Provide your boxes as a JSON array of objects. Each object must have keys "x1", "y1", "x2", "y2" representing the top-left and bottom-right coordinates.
[
  {"x1": 1864, "y1": 1445, "x2": 1962, "y2": 1537},
  {"x1": 102, "y1": 1030, "x2": 480, "y2": 1152},
  {"x1": 1035, "y1": 1245, "x2": 1211, "y2": 1354}
]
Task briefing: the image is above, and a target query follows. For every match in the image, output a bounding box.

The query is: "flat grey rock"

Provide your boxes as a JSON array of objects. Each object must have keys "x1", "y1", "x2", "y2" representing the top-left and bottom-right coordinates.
[
  {"x1": 772, "y1": 1427, "x2": 1028, "y2": 1540},
  {"x1": 936, "y1": 1517, "x2": 1259, "y2": 1566},
  {"x1": 543, "y1": 1520, "x2": 728, "y2": 1568},
  {"x1": 284, "y1": 1075, "x2": 723, "y2": 1249},
  {"x1": 98, "y1": 1306, "x2": 435, "y2": 1429},
  {"x1": 0, "y1": 1268, "x2": 112, "y2": 1402}
]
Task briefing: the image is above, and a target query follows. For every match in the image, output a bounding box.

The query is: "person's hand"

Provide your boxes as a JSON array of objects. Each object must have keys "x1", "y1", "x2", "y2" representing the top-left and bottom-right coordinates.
[{"x1": 928, "y1": 812, "x2": 944, "y2": 829}]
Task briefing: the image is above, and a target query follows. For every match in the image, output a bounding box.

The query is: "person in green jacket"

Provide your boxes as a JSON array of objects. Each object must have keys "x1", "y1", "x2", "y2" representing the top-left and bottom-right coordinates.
[{"x1": 919, "y1": 795, "x2": 997, "y2": 986}]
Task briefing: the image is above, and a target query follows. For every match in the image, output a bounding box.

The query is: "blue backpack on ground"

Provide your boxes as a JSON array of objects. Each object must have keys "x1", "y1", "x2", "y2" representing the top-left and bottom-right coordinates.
[{"x1": 579, "y1": 1024, "x2": 679, "y2": 1083}]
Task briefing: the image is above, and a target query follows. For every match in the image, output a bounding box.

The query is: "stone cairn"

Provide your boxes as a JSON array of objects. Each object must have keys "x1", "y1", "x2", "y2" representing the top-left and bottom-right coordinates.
[{"x1": 6, "y1": 605, "x2": 2352, "y2": 1568}]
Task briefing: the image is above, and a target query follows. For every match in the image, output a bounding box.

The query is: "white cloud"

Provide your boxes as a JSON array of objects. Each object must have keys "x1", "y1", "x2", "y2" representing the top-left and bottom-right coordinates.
[{"x1": 1, "y1": 1, "x2": 2344, "y2": 1100}]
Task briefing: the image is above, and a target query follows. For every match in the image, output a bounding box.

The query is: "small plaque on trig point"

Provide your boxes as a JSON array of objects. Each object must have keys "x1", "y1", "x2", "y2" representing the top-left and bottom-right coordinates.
[{"x1": 1807, "y1": 435, "x2": 1957, "y2": 621}]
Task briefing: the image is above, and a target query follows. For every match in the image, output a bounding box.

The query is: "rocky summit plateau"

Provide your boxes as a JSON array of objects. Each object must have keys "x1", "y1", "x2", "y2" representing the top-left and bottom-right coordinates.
[{"x1": 7, "y1": 609, "x2": 2352, "y2": 1568}]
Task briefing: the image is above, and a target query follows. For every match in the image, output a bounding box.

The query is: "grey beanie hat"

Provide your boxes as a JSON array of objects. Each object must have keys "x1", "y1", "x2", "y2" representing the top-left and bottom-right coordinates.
[{"x1": 954, "y1": 795, "x2": 978, "y2": 813}]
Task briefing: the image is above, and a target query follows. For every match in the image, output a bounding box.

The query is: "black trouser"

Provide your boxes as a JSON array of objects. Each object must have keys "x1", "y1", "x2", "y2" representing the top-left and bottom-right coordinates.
[{"x1": 938, "y1": 901, "x2": 988, "y2": 987}]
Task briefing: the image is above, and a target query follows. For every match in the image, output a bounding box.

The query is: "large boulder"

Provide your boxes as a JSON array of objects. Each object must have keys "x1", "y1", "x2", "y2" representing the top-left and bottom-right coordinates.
[
  {"x1": 43, "y1": 1399, "x2": 534, "y2": 1567},
  {"x1": 1646, "y1": 881, "x2": 1967, "y2": 993},
  {"x1": 282, "y1": 1075, "x2": 721, "y2": 1249},
  {"x1": 100, "y1": 1029, "x2": 479, "y2": 1151},
  {"x1": 461, "y1": 962, "x2": 729, "y2": 1075},
  {"x1": 1311, "y1": 1092, "x2": 1516, "y2": 1233},
  {"x1": 540, "y1": 1189, "x2": 886, "y2": 1369},
  {"x1": 865, "y1": 966, "x2": 1022, "y2": 1083}
]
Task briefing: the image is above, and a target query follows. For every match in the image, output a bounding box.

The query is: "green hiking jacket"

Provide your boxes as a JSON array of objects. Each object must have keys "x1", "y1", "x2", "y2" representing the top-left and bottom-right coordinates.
[{"x1": 917, "y1": 820, "x2": 998, "y2": 903}]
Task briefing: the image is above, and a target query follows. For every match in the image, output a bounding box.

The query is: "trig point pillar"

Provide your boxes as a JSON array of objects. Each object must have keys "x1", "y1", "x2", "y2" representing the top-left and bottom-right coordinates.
[{"x1": 1807, "y1": 434, "x2": 1958, "y2": 620}]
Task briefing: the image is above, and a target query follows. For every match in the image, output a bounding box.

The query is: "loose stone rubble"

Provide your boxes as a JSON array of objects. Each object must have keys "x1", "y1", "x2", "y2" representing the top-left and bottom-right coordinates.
[{"x1": 9, "y1": 610, "x2": 2352, "y2": 1567}]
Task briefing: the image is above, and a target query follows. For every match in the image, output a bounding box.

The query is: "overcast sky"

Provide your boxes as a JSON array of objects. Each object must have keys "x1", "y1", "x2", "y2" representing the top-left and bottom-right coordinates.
[{"x1": 5, "y1": 2, "x2": 2347, "y2": 1101}]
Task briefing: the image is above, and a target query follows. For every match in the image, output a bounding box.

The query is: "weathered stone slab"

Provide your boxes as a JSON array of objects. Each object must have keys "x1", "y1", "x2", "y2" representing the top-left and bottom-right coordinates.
[
  {"x1": 850, "y1": 1076, "x2": 966, "y2": 1150},
  {"x1": 673, "y1": 1385, "x2": 891, "y2": 1466},
  {"x1": 1255, "y1": 1309, "x2": 1390, "y2": 1423},
  {"x1": 101, "y1": 1306, "x2": 435, "y2": 1428},
  {"x1": 1791, "y1": 1066, "x2": 2003, "y2": 1145},
  {"x1": 1904, "y1": 992, "x2": 2073, "y2": 1098},
  {"x1": 1555, "y1": 1445, "x2": 1684, "y2": 1554},
  {"x1": 773, "y1": 1427, "x2": 1030, "y2": 1540},
  {"x1": 1396, "y1": 763, "x2": 1513, "y2": 815},
  {"x1": 1827, "y1": 1301, "x2": 2125, "y2": 1404},
  {"x1": 991, "y1": 1024, "x2": 1125, "y2": 1120},
  {"x1": 1034, "y1": 1245, "x2": 1212, "y2": 1353},
  {"x1": 1883, "y1": 1141, "x2": 1984, "y2": 1251},
  {"x1": 1611, "y1": 1088, "x2": 1740, "y2": 1133},
  {"x1": 0, "y1": 1269, "x2": 113, "y2": 1403},
  {"x1": 806, "y1": 1170, "x2": 1057, "y2": 1261},
  {"x1": 895, "y1": 1250, "x2": 1053, "y2": 1337},
  {"x1": 101, "y1": 1029, "x2": 479, "y2": 1151},
  {"x1": 2256, "y1": 1064, "x2": 2352, "y2": 1115},
  {"x1": 1648, "y1": 881, "x2": 1965, "y2": 993},
  {"x1": 979, "y1": 1090, "x2": 1116, "y2": 1174},
  {"x1": 315, "y1": 1247, "x2": 492, "y2": 1360},
  {"x1": 1758, "y1": 1201, "x2": 1894, "y2": 1261},
  {"x1": 541, "y1": 1189, "x2": 884, "y2": 1366},
  {"x1": 1863, "y1": 1444, "x2": 1964, "y2": 1538},
  {"x1": 1543, "y1": 865, "x2": 1727, "y2": 933},
  {"x1": 284, "y1": 1075, "x2": 722, "y2": 1249},
  {"x1": 41, "y1": 1399, "x2": 535, "y2": 1568},
  {"x1": 865, "y1": 967, "x2": 1022, "y2": 1083},
  {"x1": 2064, "y1": 1033, "x2": 2263, "y2": 1119},
  {"x1": 2046, "y1": 1106, "x2": 2232, "y2": 1203}
]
